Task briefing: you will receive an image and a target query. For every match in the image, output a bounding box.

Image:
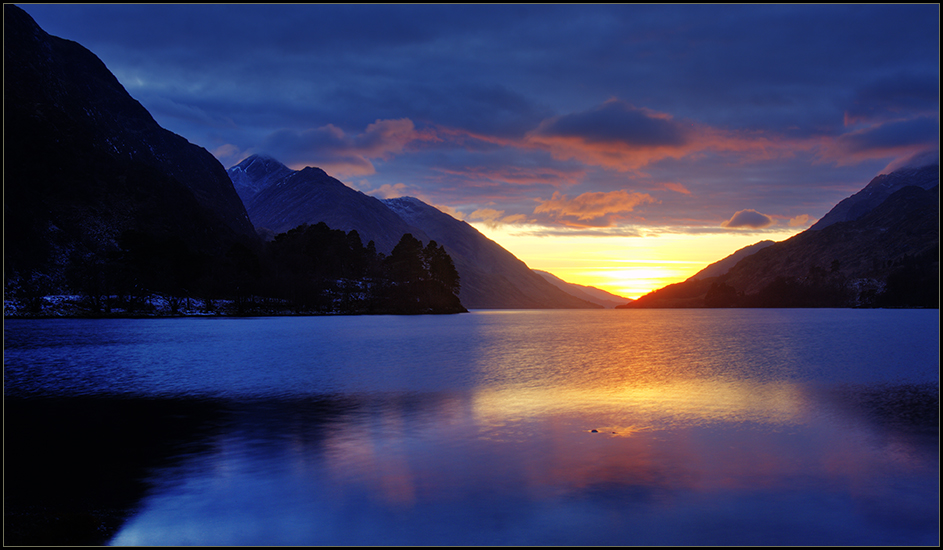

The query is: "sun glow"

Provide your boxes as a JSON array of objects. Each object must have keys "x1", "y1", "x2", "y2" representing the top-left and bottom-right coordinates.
[{"x1": 470, "y1": 223, "x2": 805, "y2": 300}]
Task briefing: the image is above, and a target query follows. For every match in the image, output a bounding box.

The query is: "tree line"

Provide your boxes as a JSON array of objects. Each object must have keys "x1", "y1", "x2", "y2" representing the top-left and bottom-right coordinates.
[{"x1": 13, "y1": 222, "x2": 465, "y2": 315}]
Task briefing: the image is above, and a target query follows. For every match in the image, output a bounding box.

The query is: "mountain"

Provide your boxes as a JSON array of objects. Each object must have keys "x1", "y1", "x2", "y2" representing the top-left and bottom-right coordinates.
[
  {"x1": 230, "y1": 156, "x2": 600, "y2": 309},
  {"x1": 621, "y1": 162, "x2": 939, "y2": 308},
  {"x1": 687, "y1": 240, "x2": 776, "y2": 281},
  {"x1": 810, "y1": 162, "x2": 939, "y2": 230},
  {"x1": 383, "y1": 197, "x2": 601, "y2": 309},
  {"x1": 227, "y1": 155, "x2": 428, "y2": 253},
  {"x1": 5, "y1": 5, "x2": 256, "y2": 288},
  {"x1": 228, "y1": 154, "x2": 294, "y2": 207},
  {"x1": 533, "y1": 270, "x2": 631, "y2": 308}
]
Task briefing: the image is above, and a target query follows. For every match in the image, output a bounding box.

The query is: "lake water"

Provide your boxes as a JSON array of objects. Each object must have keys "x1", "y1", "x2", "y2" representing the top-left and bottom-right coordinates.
[{"x1": 4, "y1": 309, "x2": 939, "y2": 545}]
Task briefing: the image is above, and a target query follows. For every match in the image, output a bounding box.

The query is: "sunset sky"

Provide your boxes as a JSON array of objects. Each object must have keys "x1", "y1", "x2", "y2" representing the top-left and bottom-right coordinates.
[{"x1": 21, "y1": 4, "x2": 939, "y2": 298}]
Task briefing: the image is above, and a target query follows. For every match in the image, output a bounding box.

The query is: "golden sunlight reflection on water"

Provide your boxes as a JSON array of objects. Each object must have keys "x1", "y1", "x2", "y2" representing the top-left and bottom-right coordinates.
[
  {"x1": 469, "y1": 378, "x2": 808, "y2": 431},
  {"x1": 5, "y1": 311, "x2": 935, "y2": 545}
]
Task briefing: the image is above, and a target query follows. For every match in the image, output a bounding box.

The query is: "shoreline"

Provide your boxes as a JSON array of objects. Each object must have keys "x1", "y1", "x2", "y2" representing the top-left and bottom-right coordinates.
[{"x1": 3, "y1": 294, "x2": 468, "y2": 319}]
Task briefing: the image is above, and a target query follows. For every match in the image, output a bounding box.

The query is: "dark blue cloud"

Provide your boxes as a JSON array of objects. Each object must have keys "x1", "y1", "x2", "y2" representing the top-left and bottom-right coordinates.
[
  {"x1": 845, "y1": 74, "x2": 940, "y2": 123},
  {"x1": 532, "y1": 101, "x2": 688, "y2": 147},
  {"x1": 838, "y1": 116, "x2": 940, "y2": 153}
]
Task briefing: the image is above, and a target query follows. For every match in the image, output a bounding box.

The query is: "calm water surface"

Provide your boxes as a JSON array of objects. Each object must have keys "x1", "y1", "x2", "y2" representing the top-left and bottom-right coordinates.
[{"x1": 4, "y1": 309, "x2": 939, "y2": 545}]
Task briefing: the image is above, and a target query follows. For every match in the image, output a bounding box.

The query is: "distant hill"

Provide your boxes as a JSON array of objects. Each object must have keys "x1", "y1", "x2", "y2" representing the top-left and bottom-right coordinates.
[
  {"x1": 5, "y1": 5, "x2": 257, "y2": 293},
  {"x1": 621, "y1": 162, "x2": 939, "y2": 308},
  {"x1": 533, "y1": 270, "x2": 631, "y2": 308}
]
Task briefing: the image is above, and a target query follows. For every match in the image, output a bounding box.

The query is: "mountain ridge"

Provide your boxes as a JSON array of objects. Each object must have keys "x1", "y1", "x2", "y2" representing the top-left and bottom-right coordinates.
[
  {"x1": 620, "y1": 161, "x2": 939, "y2": 309},
  {"x1": 227, "y1": 156, "x2": 430, "y2": 253},
  {"x1": 230, "y1": 156, "x2": 601, "y2": 309},
  {"x1": 810, "y1": 163, "x2": 939, "y2": 231}
]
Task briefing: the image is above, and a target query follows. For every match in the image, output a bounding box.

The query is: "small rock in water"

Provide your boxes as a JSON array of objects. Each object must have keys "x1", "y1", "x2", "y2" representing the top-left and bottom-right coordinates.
[{"x1": 590, "y1": 429, "x2": 598, "y2": 433}]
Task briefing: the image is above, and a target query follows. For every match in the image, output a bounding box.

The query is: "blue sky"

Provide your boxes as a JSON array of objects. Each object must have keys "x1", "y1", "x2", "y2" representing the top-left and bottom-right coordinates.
[{"x1": 17, "y1": 4, "x2": 939, "y2": 295}]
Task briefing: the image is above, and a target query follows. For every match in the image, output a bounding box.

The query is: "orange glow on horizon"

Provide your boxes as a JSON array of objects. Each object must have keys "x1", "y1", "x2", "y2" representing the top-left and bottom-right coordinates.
[{"x1": 469, "y1": 223, "x2": 805, "y2": 300}]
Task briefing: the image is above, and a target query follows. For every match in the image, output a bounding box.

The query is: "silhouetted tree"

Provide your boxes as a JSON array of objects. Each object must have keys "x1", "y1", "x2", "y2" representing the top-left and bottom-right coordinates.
[{"x1": 423, "y1": 240, "x2": 461, "y2": 297}]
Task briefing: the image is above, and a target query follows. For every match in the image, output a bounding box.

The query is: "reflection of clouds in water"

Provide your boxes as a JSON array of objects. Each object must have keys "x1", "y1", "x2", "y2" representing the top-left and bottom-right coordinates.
[
  {"x1": 9, "y1": 311, "x2": 932, "y2": 545},
  {"x1": 110, "y1": 381, "x2": 938, "y2": 545}
]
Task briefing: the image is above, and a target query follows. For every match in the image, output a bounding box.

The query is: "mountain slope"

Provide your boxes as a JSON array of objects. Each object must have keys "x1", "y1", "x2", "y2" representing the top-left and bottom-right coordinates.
[
  {"x1": 810, "y1": 163, "x2": 939, "y2": 230},
  {"x1": 228, "y1": 156, "x2": 600, "y2": 309},
  {"x1": 228, "y1": 154, "x2": 294, "y2": 207},
  {"x1": 384, "y1": 197, "x2": 601, "y2": 309},
  {"x1": 5, "y1": 5, "x2": 256, "y2": 284},
  {"x1": 621, "y1": 162, "x2": 939, "y2": 308},
  {"x1": 725, "y1": 182, "x2": 938, "y2": 297},
  {"x1": 228, "y1": 156, "x2": 428, "y2": 253}
]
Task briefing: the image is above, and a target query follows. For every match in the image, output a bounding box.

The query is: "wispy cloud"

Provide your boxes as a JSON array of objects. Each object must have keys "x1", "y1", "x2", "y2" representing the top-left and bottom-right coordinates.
[
  {"x1": 257, "y1": 118, "x2": 436, "y2": 177},
  {"x1": 534, "y1": 189, "x2": 658, "y2": 227}
]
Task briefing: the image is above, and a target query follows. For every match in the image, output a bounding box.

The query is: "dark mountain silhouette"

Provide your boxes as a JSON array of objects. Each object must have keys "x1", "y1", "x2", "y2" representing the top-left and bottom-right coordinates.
[
  {"x1": 384, "y1": 197, "x2": 601, "y2": 309},
  {"x1": 228, "y1": 155, "x2": 429, "y2": 253},
  {"x1": 532, "y1": 270, "x2": 631, "y2": 308},
  {"x1": 230, "y1": 157, "x2": 599, "y2": 309},
  {"x1": 5, "y1": 5, "x2": 257, "y2": 291},
  {"x1": 621, "y1": 162, "x2": 939, "y2": 308}
]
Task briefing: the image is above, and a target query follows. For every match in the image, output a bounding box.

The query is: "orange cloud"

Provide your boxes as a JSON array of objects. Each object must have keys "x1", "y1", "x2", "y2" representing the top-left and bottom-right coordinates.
[
  {"x1": 428, "y1": 103, "x2": 815, "y2": 176},
  {"x1": 468, "y1": 208, "x2": 530, "y2": 228},
  {"x1": 534, "y1": 189, "x2": 657, "y2": 226},
  {"x1": 788, "y1": 214, "x2": 811, "y2": 227},
  {"x1": 370, "y1": 183, "x2": 410, "y2": 199},
  {"x1": 517, "y1": 99, "x2": 807, "y2": 173}
]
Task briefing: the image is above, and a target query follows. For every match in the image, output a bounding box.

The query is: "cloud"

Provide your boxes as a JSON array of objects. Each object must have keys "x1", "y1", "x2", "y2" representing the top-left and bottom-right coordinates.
[
  {"x1": 821, "y1": 115, "x2": 940, "y2": 167},
  {"x1": 431, "y1": 164, "x2": 586, "y2": 189},
  {"x1": 521, "y1": 99, "x2": 800, "y2": 172},
  {"x1": 524, "y1": 100, "x2": 694, "y2": 171},
  {"x1": 534, "y1": 189, "x2": 657, "y2": 226},
  {"x1": 469, "y1": 208, "x2": 508, "y2": 229},
  {"x1": 838, "y1": 116, "x2": 939, "y2": 153},
  {"x1": 721, "y1": 209, "x2": 774, "y2": 229},
  {"x1": 532, "y1": 99, "x2": 688, "y2": 147},
  {"x1": 788, "y1": 214, "x2": 811, "y2": 227},
  {"x1": 844, "y1": 73, "x2": 939, "y2": 126},
  {"x1": 661, "y1": 182, "x2": 691, "y2": 195},
  {"x1": 881, "y1": 148, "x2": 940, "y2": 173},
  {"x1": 212, "y1": 143, "x2": 243, "y2": 162},
  {"x1": 468, "y1": 208, "x2": 530, "y2": 229},
  {"x1": 258, "y1": 118, "x2": 433, "y2": 176},
  {"x1": 370, "y1": 183, "x2": 410, "y2": 199}
]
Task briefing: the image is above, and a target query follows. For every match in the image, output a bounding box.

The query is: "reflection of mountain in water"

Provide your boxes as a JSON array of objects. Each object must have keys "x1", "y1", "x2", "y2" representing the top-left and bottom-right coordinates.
[
  {"x1": 4, "y1": 397, "x2": 226, "y2": 545},
  {"x1": 10, "y1": 378, "x2": 937, "y2": 546}
]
